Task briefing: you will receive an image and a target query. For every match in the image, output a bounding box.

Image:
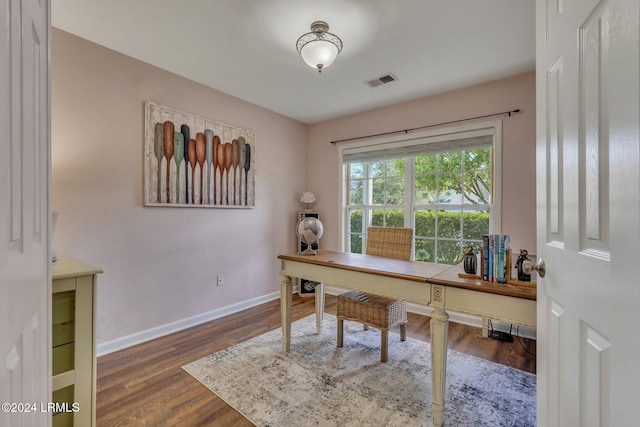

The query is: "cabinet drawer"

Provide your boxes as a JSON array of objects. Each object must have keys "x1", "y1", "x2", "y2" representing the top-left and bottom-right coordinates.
[
  {"x1": 52, "y1": 343, "x2": 75, "y2": 376},
  {"x1": 52, "y1": 291, "x2": 75, "y2": 326},
  {"x1": 52, "y1": 322, "x2": 75, "y2": 347},
  {"x1": 52, "y1": 385, "x2": 74, "y2": 412},
  {"x1": 52, "y1": 411, "x2": 73, "y2": 427}
]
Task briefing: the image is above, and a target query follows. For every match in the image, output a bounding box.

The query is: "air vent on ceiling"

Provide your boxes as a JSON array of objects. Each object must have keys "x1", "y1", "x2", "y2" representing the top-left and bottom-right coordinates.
[{"x1": 365, "y1": 73, "x2": 398, "y2": 88}]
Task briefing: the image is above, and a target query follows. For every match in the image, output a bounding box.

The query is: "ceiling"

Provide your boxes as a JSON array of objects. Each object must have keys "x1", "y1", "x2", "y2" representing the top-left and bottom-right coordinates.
[{"x1": 52, "y1": 0, "x2": 535, "y2": 124}]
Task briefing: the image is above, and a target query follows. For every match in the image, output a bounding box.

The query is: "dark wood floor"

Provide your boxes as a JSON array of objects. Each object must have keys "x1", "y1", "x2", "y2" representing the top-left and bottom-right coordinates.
[{"x1": 96, "y1": 294, "x2": 536, "y2": 426}]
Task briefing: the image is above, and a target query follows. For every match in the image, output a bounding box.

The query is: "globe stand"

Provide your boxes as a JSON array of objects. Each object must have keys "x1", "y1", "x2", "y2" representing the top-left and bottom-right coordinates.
[
  {"x1": 296, "y1": 216, "x2": 323, "y2": 257},
  {"x1": 301, "y1": 241, "x2": 317, "y2": 256}
]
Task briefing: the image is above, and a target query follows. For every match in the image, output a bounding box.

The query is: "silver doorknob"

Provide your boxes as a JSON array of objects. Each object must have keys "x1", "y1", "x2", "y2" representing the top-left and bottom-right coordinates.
[{"x1": 522, "y1": 258, "x2": 546, "y2": 277}]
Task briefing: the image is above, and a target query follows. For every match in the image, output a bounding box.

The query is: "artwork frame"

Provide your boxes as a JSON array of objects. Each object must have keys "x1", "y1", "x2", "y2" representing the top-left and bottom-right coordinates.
[{"x1": 144, "y1": 101, "x2": 256, "y2": 208}]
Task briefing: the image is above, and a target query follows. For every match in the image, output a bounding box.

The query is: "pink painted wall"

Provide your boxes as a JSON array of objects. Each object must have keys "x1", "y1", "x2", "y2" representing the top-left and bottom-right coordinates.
[
  {"x1": 52, "y1": 29, "x2": 307, "y2": 345},
  {"x1": 307, "y1": 72, "x2": 536, "y2": 255}
]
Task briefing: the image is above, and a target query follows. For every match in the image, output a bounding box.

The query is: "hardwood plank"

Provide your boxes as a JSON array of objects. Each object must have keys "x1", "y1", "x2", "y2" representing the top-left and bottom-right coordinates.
[{"x1": 97, "y1": 294, "x2": 536, "y2": 426}]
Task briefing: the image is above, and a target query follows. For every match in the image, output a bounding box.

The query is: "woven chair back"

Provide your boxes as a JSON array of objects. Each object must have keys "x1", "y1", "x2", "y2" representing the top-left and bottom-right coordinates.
[{"x1": 365, "y1": 227, "x2": 413, "y2": 260}]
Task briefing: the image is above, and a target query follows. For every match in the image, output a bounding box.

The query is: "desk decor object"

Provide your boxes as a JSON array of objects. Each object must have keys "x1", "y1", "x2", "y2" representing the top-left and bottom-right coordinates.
[
  {"x1": 296, "y1": 216, "x2": 323, "y2": 256},
  {"x1": 514, "y1": 249, "x2": 532, "y2": 282},
  {"x1": 481, "y1": 234, "x2": 510, "y2": 282},
  {"x1": 459, "y1": 247, "x2": 537, "y2": 288},
  {"x1": 144, "y1": 102, "x2": 256, "y2": 208},
  {"x1": 297, "y1": 211, "x2": 321, "y2": 296},
  {"x1": 462, "y1": 246, "x2": 477, "y2": 274},
  {"x1": 299, "y1": 192, "x2": 316, "y2": 210}
]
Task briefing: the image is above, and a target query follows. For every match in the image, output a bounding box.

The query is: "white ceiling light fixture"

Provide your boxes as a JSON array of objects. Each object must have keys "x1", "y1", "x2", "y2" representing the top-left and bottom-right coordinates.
[{"x1": 296, "y1": 21, "x2": 343, "y2": 73}]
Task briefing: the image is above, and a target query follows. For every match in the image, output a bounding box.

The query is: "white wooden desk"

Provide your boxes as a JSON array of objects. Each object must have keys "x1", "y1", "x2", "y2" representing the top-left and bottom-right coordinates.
[{"x1": 278, "y1": 249, "x2": 536, "y2": 427}]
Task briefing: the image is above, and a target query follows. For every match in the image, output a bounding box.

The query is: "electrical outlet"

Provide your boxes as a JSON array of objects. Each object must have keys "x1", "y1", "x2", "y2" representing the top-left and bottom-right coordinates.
[{"x1": 217, "y1": 274, "x2": 224, "y2": 287}]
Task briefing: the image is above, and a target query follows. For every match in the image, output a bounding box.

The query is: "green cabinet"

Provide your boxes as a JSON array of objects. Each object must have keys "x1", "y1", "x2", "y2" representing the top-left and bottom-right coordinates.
[{"x1": 52, "y1": 257, "x2": 102, "y2": 427}]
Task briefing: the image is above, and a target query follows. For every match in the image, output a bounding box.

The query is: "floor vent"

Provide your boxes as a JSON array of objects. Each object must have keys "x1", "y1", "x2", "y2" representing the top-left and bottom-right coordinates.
[{"x1": 365, "y1": 73, "x2": 398, "y2": 88}]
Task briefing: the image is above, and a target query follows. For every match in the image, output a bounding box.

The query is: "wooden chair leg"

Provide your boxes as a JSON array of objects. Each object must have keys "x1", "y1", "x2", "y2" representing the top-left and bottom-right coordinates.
[
  {"x1": 400, "y1": 324, "x2": 406, "y2": 341},
  {"x1": 337, "y1": 318, "x2": 344, "y2": 347},
  {"x1": 381, "y1": 330, "x2": 388, "y2": 362}
]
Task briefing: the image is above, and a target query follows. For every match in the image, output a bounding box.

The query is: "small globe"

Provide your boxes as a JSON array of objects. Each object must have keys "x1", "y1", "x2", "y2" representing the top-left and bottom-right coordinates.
[{"x1": 296, "y1": 217, "x2": 324, "y2": 255}]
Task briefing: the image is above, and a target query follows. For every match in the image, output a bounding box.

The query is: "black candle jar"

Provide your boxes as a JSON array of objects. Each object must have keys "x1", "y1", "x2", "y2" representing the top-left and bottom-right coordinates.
[{"x1": 463, "y1": 246, "x2": 477, "y2": 275}]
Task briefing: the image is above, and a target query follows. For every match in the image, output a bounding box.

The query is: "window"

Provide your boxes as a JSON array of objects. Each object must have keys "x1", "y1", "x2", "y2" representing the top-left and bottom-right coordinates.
[{"x1": 340, "y1": 121, "x2": 501, "y2": 265}]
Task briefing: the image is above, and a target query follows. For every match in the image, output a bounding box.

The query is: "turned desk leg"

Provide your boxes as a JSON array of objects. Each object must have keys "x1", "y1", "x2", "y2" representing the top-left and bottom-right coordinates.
[
  {"x1": 430, "y1": 285, "x2": 449, "y2": 427},
  {"x1": 314, "y1": 282, "x2": 325, "y2": 334},
  {"x1": 281, "y1": 274, "x2": 292, "y2": 352}
]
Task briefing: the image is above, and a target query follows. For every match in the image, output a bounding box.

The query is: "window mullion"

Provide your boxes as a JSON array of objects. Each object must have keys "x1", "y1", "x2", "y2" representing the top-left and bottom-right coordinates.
[
  {"x1": 460, "y1": 152, "x2": 466, "y2": 246},
  {"x1": 406, "y1": 156, "x2": 414, "y2": 229}
]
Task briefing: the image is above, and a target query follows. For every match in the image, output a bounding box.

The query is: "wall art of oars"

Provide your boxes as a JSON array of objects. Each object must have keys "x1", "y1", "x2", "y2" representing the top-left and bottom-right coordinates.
[{"x1": 145, "y1": 104, "x2": 255, "y2": 208}]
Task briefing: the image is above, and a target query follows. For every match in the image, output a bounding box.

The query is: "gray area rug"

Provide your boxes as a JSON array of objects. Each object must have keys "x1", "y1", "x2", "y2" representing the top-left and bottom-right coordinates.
[{"x1": 183, "y1": 314, "x2": 535, "y2": 427}]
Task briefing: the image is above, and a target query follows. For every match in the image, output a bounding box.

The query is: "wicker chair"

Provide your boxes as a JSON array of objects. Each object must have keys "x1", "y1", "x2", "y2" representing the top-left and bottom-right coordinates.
[{"x1": 337, "y1": 227, "x2": 412, "y2": 362}]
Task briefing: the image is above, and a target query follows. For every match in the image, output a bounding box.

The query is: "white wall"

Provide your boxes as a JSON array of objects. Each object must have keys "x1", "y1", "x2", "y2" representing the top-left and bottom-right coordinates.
[{"x1": 52, "y1": 29, "x2": 308, "y2": 348}]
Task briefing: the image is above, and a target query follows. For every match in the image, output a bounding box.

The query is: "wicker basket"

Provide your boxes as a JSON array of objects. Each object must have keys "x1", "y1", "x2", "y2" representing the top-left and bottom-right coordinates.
[{"x1": 337, "y1": 290, "x2": 407, "y2": 330}]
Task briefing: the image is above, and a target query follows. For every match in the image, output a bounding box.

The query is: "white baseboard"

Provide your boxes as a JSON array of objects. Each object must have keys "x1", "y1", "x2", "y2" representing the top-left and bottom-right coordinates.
[
  {"x1": 97, "y1": 290, "x2": 282, "y2": 357},
  {"x1": 98, "y1": 283, "x2": 535, "y2": 357}
]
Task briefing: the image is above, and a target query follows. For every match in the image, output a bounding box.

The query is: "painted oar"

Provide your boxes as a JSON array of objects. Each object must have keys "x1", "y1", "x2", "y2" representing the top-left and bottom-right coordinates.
[
  {"x1": 196, "y1": 133, "x2": 206, "y2": 204},
  {"x1": 205, "y1": 129, "x2": 214, "y2": 205},
  {"x1": 181, "y1": 125, "x2": 190, "y2": 204},
  {"x1": 154, "y1": 123, "x2": 164, "y2": 203},
  {"x1": 224, "y1": 143, "x2": 232, "y2": 205},
  {"x1": 213, "y1": 135, "x2": 221, "y2": 204},
  {"x1": 232, "y1": 139, "x2": 239, "y2": 205},
  {"x1": 188, "y1": 139, "x2": 197, "y2": 204},
  {"x1": 244, "y1": 143, "x2": 251, "y2": 206},
  {"x1": 216, "y1": 143, "x2": 225, "y2": 204},
  {"x1": 163, "y1": 121, "x2": 175, "y2": 203},
  {"x1": 238, "y1": 137, "x2": 246, "y2": 206},
  {"x1": 173, "y1": 132, "x2": 184, "y2": 204}
]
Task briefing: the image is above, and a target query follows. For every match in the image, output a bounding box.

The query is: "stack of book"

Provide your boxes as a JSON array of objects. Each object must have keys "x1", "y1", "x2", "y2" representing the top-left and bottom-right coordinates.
[{"x1": 482, "y1": 234, "x2": 511, "y2": 283}]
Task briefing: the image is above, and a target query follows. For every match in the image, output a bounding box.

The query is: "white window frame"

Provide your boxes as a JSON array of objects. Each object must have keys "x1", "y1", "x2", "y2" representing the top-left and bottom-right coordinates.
[{"x1": 337, "y1": 120, "x2": 503, "y2": 255}]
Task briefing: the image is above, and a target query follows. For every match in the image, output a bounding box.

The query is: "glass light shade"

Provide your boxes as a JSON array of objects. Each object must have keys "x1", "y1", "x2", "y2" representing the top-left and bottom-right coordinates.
[
  {"x1": 296, "y1": 21, "x2": 342, "y2": 72},
  {"x1": 300, "y1": 40, "x2": 339, "y2": 71}
]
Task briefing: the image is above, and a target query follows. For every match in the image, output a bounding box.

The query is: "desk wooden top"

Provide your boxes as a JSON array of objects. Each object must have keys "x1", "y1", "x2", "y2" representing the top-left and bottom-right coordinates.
[
  {"x1": 279, "y1": 250, "x2": 536, "y2": 301},
  {"x1": 278, "y1": 249, "x2": 449, "y2": 283},
  {"x1": 429, "y1": 263, "x2": 537, "y2": 301}
]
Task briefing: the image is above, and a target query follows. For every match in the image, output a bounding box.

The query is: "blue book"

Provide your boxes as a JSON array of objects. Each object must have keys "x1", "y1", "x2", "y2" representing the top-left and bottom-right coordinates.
[{"x1": 488, "y1": 235, "x2": 494, "y2": 282}]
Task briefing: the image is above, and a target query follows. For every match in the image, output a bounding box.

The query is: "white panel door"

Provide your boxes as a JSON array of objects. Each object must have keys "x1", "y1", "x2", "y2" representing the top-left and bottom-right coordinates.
[
  {"x1": 536, "y1": 0, "x2": 639, "y2": 425},
  {"x1": 0, "y1": 0, "x2": 51, "y2": 426}
]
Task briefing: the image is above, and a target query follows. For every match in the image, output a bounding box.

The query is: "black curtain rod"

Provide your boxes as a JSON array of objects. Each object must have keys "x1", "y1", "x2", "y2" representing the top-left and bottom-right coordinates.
[{"x1": 330, "y1": 109, "x2": 521, "y2": 145}]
